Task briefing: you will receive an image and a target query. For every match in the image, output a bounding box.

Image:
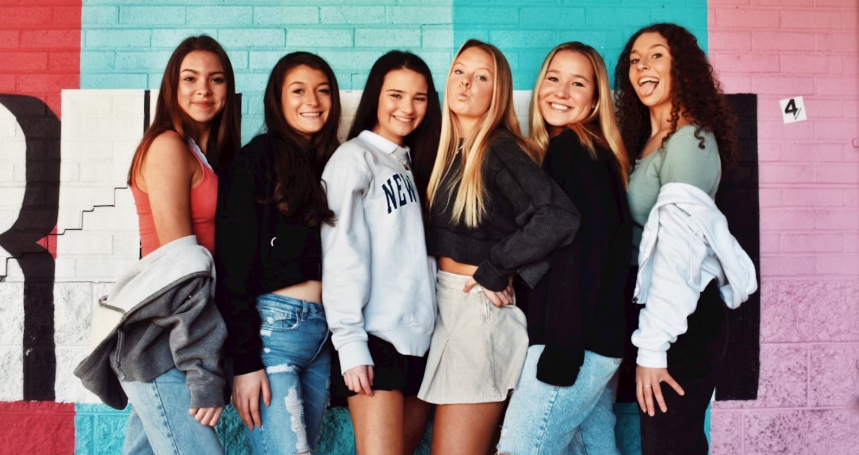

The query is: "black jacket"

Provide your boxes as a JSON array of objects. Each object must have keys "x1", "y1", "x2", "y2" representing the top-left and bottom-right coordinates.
[
  {"x1": 518, "y1": 130, "x2": 632, "y2": 387},
  {"x1": 427, "y1": 130, "x2": 580, "y2": 291},
  {"x1": 215, "y1": 133, "x2": 323, "y2": 375}
]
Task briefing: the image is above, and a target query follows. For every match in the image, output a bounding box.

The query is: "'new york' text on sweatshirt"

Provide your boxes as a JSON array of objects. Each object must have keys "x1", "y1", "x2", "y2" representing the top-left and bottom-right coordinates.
[{"x1": 321, "y1": 131, "x2": 437, "y2": 375}]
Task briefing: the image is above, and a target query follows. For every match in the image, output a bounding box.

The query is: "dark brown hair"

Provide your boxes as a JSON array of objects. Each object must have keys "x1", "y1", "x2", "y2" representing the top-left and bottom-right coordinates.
[
  {"x1": 128, "y1": 35, "x2": 239, "y2": 183},
  {"x1": 261, "y1": 52, "x2": 340, "y2": 227},
  {"x1": 615, "y1": 23, "x2": 736, "y2": 168}
]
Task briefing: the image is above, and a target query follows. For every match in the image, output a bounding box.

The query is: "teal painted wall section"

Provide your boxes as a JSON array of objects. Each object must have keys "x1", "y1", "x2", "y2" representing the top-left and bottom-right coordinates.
[
  {"x1": 81, "y1": 0, "x2": 454, "y2": 142},
  {"x1": 74, "y1": 404, "x2": 433, "y2": 455},
  {"x1": 452, "y1": 0, "x2": 708, "y2": 89},
  {"x1": 80, "y1": 0, "x2": 708, "y2": 140},
  {"x1": 75, "y1": 403, "x2": 664, "y2": 454}
]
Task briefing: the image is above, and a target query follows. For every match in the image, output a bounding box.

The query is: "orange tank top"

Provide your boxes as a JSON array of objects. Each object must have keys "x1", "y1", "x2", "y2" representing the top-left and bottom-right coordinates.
[{"x1": 130, "y1": 135, "x2": 218, "y2": 257}]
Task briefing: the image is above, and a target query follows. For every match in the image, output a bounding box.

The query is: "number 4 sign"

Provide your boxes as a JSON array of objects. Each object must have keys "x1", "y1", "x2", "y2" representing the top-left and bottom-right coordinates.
[{"x1": 780, "y1": 97, "x2": 807, "y2": 124}]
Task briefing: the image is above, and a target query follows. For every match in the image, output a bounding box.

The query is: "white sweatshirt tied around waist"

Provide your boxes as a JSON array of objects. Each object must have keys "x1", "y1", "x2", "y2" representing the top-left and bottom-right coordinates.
[
  {"x1": 321, "y1": 131, "x2": 437, "y2": 375},
  {"x1": 632, "y1": 183, "x2": 757, "y2": 369}
]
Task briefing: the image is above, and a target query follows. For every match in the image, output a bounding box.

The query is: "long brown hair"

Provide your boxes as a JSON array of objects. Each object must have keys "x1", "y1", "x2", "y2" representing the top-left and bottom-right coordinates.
[
  {"x1": 427, "y1": 39, "x2": 539, "y2": 228},
  {"x1": 615, "y1": 23, "x2": 736, "y2": 168},
  {"x1": 262, "y1": 52, "x2": 340, "y2": 227},
  {"x1": 529, "y1": 42, "x2": 629, "y2": 187},
  {"x1": 127, "y1": 35, "x2": 239, "y2": 184}
]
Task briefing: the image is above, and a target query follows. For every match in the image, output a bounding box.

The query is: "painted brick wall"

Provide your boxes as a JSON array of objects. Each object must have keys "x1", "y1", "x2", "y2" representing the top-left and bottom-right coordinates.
[
  {"x1": 707, "y1": 1, "x2": 859, "y2": 454},
  {"x1": 0, "y1": 1, "x2": 81, "y2": 451},
  {"x1": 79, "y1": 0, "x2": 454, "y2": 143},
  {"x1": 454, "y1": 0, "x2": 708, "y2": 89},
  {"x1": 2, "y1": 0, "x2": 858, "y2": 454}
]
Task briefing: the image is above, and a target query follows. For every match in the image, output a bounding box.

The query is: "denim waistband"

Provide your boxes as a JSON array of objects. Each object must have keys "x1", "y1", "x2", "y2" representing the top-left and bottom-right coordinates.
[{"x1": 256, "y1": 293, "x2": 325, "y2": 315}]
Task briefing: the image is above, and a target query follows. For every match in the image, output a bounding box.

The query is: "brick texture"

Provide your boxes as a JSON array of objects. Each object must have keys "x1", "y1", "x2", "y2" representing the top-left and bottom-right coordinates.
[
  {"x1": 455, "y1": 0, "x2": 706, "y2": 89},
  {"x1": 709, "y1": 0, "x2": 859, "y2": 453},
  {"x1": 80, "y1": 0, "x2": 454, "y2": 141},
  {"x1": 0, "y1": 1, "x2": 857, "y2": 454}
]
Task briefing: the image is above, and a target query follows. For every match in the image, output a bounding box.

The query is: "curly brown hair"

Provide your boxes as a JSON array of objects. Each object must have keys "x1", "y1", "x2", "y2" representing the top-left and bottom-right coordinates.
[{"x1": 614, "y1": 23, "x2": 736, "y2": 169}]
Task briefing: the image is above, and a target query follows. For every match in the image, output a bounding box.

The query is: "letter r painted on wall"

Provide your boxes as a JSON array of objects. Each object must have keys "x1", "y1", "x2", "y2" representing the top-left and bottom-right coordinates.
[{"x1": 0, "y1": 95, "x2": 61, "y2": 402}]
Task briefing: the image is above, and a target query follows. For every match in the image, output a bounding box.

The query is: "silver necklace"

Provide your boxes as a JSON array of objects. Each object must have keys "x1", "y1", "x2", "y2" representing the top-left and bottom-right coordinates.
[{"x1": 390, "y1": 151, "x2": 409, "y2": 170}]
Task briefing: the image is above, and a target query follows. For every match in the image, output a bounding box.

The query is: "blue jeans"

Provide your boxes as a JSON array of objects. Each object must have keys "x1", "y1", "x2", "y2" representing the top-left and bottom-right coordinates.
[
  {"x1": 245, "y1": 294, "x2": 331, "y2": 455},
  {"x1": 498, "y1": 346, "x2": 621, "y2": 455},
  {"x1": 121, "y1": 368, "x2": 225, "y2": 455}
]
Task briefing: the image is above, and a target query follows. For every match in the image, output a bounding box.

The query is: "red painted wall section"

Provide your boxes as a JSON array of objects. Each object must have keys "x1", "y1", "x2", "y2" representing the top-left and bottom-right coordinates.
[
  {"x1": 0, "y1": 0, "x2": 81, "y2": 118},
  {"x1": 0, "y1": 2, "x2": 80, "y2": 454},
  {"x1": 0, "y1": 402, "x2": 75, "y2": 455}
]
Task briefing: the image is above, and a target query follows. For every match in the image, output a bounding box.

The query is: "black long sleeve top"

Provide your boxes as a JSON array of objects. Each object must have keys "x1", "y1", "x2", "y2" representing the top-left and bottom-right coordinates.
[
  {"x1": 214, "y1": 133, "x2": 323, "y2": 375},
  {"x1": 427, "y1": 129, "x2": 580, "y2": 291},
  {"x1": 518, "y1": 129, "x2": 633, "y2": 387}
]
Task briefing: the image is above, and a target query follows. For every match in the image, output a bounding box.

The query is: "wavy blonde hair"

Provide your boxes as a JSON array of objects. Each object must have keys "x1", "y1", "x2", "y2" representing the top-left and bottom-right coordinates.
[
  {"x1": 427, "y1": 39, "x2": 539, "y2": 227},
  {"x1": 529, "y1": 42, "x2": 629, "y2": 187}
]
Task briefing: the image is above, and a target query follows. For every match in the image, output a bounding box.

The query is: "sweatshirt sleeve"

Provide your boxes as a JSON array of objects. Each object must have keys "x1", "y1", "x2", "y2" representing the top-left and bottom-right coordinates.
[
  {"x1": 631, "y1": 202, "x2": 704, "y2": 368},
  {"x1": 321, "y1": 150, "x2": 375, "y2": 374},
  {"x1": 214, "y1": 152, "x2": 265, "y2": 375},
  {"x1": 537, "y1": 135, "x2": 612, "y2": 386},
  {"x1": 156, "y1": 277, "x2": 227, "y2": 408},
  {"x1": 473, "y1": 136, "x2": 581, "y2": 292}
]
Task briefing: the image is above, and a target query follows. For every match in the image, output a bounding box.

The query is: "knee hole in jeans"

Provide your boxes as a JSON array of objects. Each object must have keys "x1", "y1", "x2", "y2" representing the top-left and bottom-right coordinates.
[{"x1": 284, "y1": 385, "x2": 310, "y2": 454}]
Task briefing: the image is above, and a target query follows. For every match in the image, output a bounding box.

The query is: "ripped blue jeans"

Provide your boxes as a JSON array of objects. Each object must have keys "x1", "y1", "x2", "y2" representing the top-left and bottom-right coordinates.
[{"x1": 246, "y1": 294, "x2": 331, "y2": 455}]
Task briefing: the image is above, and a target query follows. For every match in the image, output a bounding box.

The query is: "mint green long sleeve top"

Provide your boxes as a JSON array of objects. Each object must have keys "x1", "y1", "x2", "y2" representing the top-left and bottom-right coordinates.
[{"x1": 628, "y1": 124, "x2": 722, "y2": 264}]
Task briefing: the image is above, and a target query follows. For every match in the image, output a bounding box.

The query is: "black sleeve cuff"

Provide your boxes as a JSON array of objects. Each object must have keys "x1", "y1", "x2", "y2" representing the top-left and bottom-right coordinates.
[
  {"x1": 474, "y1": 259, "x2": 508, "y2": 292},
  {"x1": 536, "y1": 344, "x2": 583, "y2": 387},
  {"x1": 231, "y1": 345, "x2": 264, "y2": 376}
]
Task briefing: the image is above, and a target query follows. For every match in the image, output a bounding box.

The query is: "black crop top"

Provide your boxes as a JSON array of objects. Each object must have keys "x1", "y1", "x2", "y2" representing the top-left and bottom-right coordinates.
[
  {"x1": 214, "y1": 133, "x2": 323, "y2": 375},
  {"x1": 426, "y1": 130, "x2": 580, "y2": 292}
]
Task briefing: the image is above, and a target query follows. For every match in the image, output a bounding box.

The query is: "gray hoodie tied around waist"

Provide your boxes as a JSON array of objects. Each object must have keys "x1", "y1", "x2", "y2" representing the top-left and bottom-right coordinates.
[{"x1": 74, "y1": 235, "x2": 227, "y2": 410}]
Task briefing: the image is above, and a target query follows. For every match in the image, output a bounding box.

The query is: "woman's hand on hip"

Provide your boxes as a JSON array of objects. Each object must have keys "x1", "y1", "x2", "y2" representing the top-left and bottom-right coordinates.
[
  {"x1": 636, "y1": 365, "x2": 685, "y2": 417},
  {"x1": 464, "y1": 277, "x2": 514, "y2": 308},
  {"x1": 189, "y1": 406, "x2": 224, "y2": 427},
  {"x1": 232, "y1": 369, "x2": 272, "y2": 429},
  {"x1": 344, "y1": 365, "x2": 375, "y2": 396}
]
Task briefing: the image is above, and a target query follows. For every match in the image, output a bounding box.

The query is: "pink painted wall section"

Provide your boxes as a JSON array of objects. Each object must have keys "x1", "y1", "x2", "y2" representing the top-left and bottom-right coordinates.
[{"x1": 708, "y1": 1, "x2": 859, "y2": 454}]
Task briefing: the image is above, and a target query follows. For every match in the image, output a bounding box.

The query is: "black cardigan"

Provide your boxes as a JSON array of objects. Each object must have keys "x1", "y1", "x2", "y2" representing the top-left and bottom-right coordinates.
[
  {"x1": 518, "y1": 129, "x2": 632, "y2": 387},
  {"x1": 427, "y1": 130, "x2": 580, "y2": 291},
  {"x1": 214, "y1": 133, "x2": 324, "y2": 375}
]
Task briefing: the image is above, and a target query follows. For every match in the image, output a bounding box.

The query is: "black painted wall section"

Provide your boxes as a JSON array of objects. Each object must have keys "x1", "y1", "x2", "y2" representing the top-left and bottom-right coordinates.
[
  {"x1": 715, "y1": 93, "x2": 761, "y2": 401},
  {"x1": 0, "y1": 95, "x2": 60, "y2": 401}
]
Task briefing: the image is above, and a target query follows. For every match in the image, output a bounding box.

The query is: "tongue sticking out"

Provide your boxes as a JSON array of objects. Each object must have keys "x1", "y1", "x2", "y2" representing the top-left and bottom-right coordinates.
[{"x1": 640, "y1": 81, "x2": 658, "y2": 96}]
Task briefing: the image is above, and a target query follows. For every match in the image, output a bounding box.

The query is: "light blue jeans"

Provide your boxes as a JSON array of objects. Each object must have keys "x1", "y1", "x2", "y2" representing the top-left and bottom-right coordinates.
[
  {"x1": 245, "y1": 294, "x2": 331, "y2": 455},
  {"x1": 498, "y1": 346, "x2": 622, "y2": 455},
  {"x1": 121, "y1": 368, "x2": 225, "y2": 455}
]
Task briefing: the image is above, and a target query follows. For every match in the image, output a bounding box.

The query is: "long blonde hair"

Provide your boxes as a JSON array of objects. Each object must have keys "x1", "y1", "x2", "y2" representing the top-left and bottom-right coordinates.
[
  {"x1": 427, "y1": 39, "x2": 539, "y2": 227},
  {"x1": 529, "y1": 42, "x2": 629, "y2": 187}
]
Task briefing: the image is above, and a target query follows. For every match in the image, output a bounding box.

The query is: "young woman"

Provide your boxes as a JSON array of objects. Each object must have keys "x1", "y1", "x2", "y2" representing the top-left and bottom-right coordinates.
[
  {"x1": 496, "y1": 42, "x2": 632, "y2": 455},
  {"x1": 616, "y1": 23, "x2": 744, "y2": 454},
  {"x1": 418, "y1": 39, "x2": 579, "y2": 455},
  {"x1": 215, "y1": 52, "x2": 341, "y2": 455},
  {"x1": 124, "y1": 35, "x2": 239, "y2": 454},
  {"x1": 321, "y1": 50, "x2": 441, "y2": 455}
]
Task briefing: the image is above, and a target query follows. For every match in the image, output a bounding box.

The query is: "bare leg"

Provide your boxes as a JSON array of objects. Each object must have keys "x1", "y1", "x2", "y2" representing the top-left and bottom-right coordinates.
[
  {"x1": 431, "y1": 402, "x2": 507, "y2": 455},
  {"x1": 348, "y1": 391, "x2": 405, "y2": 455},
  {"x1": 403, "y1": 396, "x2": 432, "y2": 455}
]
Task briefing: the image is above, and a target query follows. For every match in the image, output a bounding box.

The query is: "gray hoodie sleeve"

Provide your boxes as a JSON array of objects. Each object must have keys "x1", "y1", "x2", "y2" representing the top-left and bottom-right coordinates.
[{"x1": 153, "y1": 282, "x2": 228, "y2": 408}]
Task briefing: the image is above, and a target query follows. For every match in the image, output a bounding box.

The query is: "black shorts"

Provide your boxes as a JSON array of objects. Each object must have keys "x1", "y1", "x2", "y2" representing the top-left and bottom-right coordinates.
[{"x1": 330, "y1": 335, "x2": 428, "y2": 406}]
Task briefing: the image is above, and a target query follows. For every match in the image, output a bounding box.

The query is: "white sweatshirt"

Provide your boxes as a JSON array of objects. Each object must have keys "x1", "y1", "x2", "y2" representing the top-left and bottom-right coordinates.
[
  {"x1": 321, "y1": 131, "x2": 437, "y2": 375},
  {"x1": 632, "y1": 183, "x2": 757, "y2": 369}
]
